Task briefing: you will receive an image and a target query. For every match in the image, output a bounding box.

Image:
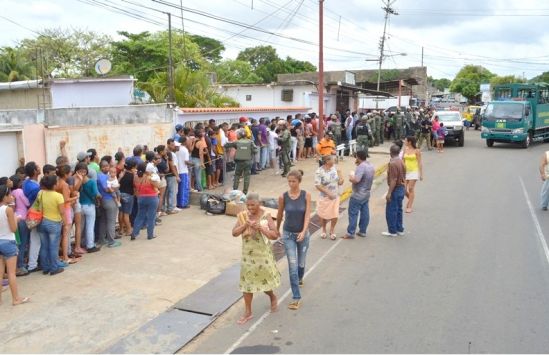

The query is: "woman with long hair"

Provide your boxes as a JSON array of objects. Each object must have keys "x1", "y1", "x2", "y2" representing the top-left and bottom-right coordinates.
[
  {"x1": 403, "y1": 136, "x2": 423, "y2": 213},
  {"x1": 232, "y1": 193, "x2": 280, "y2": 324},
  {"x1": 77, "y1": 162, "x2": 101, "y2": 253},
  {"x1": 118, "y1": 159, "x2": 137, "y2": 236},
  {"x1": 315, "y1": 155, "x2": 344, "y2": 240},
  {"x1": 56, "y1": 165, "x2": 79, "y2": 265},
  {"x1": 9, "y1": 175, "x2": 30, "y2": 276},
  {"x1": 276, "y1": 170, "x2": 311, "y2": 310},
  {"x1": 0, "y1": 184, "x2": 29, "y2": 305}
]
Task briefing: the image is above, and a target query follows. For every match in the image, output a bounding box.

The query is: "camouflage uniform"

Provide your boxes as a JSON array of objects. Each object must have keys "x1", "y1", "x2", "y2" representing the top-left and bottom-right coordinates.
[
  {"x1": 378, "y1": 112, "x2": 385, "y2": 144},
  {"x1": 394, "y1": 110, "x2": 404, "y2": 140},
  {"x1": 355, "y1": 117, "x2": 371, "y2": 157},
  {"x1": 367, "y1": 113, "x2": 376, "y2": 147}
]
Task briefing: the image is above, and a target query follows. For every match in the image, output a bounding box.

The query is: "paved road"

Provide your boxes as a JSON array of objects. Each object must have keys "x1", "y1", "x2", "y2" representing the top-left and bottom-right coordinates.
[{"x1": 184, "y1": 131, "x2": 549, "y2": 354}]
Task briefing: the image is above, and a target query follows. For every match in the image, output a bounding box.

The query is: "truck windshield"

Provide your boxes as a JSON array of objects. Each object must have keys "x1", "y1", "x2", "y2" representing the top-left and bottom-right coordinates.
[
  {"x1": 484, "y1": 103, "x2": 523, "y2": 121},
  {"x1": 436, "y1": 112, "x2": 461, "y2": 122}
]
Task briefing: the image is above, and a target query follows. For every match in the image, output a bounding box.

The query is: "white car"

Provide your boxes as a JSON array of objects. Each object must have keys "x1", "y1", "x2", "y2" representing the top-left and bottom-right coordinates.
[{"x1": 433, "y1": 110, "x2": 465, "y2": 147}]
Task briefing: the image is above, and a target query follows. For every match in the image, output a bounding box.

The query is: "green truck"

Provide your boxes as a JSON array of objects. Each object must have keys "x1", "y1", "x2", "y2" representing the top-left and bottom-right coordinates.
[{"x1": 481, "y1": 83, "x2": 549, "y2": 148}]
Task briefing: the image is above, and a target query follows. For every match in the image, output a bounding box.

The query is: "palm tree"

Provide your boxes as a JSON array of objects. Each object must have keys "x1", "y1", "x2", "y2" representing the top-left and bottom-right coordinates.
[{"x1": 0, "y1": 47, "x2": 35, "y2": 82}]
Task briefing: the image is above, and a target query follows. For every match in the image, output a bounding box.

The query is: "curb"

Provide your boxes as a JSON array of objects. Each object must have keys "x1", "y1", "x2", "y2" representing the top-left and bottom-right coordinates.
[{"x1": 339, "y1": 163, "x2": 388, "y2": 203}]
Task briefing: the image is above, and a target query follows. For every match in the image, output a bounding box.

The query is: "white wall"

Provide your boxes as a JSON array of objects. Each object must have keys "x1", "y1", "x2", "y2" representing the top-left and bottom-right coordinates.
[
  {"x1": 50, "y1": 81, "x2": 134, "y2": 108},
  {"x1": 220, "y1": 85, "x2": 336, "y2": 114},
  {"x1": 359, "y1": 95, "x2": 411, "y2": 110},
  {"x1": 0, "y1": 132, "x2": 20, "y2": 177}
]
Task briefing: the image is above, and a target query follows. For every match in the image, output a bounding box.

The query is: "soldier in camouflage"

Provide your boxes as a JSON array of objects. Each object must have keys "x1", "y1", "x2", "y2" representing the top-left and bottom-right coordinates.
[
  {"x1": 378, "y1": 111, "x2": 385, "y2": 144},
  {"x1": 394, "y1": 108, "x2": 404, "y2": 140},
  {"x1": 355, "y1": 114, "x2": 371, "y2": 157},
  {"x1": 367, "y1": 112, "x2": 376, "y2": 147}
]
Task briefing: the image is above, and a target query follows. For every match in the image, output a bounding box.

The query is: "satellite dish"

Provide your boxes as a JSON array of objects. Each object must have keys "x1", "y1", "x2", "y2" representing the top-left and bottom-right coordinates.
[{"x1": 95, "y1": 59, "x2": 112, "y2": 75}]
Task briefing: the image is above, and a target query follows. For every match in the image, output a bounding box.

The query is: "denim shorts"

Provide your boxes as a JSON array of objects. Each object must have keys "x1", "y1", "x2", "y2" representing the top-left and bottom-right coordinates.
[
  {"x1": 0, "y1": 239, "x2": 18, "y2": 258},
  {"x1": 119, "y1": 193, "x2": 134, "y2": 214}
]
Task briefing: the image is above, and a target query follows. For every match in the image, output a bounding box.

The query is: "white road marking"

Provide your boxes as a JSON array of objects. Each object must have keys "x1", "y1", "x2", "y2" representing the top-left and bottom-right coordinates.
[
  {"x1": 519, "y1": 177, "x2": 549, "y2": 267},
  {"x1": 223, "y1": 238, "x2": 344, "y2": 354}
]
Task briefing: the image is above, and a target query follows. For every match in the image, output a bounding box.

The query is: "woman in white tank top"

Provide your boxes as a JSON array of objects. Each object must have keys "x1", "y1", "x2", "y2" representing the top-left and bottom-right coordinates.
[{"x1": 0, "y1": 185, "x2": 29, "y2": 306}]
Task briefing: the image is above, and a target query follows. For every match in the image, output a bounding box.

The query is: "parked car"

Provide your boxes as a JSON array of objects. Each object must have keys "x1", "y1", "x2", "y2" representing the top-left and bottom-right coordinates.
[
  {"x1": 383, "y1": 106, "x2": 406, "y2": 115},
  {"x1": 434, "y1": 111, "x2": 465, "y2": 147}
]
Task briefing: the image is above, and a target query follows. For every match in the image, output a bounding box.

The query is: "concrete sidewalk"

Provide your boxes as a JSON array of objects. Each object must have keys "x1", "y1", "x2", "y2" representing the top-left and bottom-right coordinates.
[{"x1": 0, "y1": 144, "x2": 392, "y2": 353}]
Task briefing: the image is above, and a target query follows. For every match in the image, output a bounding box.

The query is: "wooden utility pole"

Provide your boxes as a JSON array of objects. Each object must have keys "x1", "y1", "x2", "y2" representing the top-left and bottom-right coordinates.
[
  {"x1": 376, "y1": 0, "x2": 398, "y2": 109},
  {"x1": 167, "y1": 12, "x2": 175, "y2": 103},
  {"x1": 318, "y1": 0, "x2": 325, "y2": 140}
]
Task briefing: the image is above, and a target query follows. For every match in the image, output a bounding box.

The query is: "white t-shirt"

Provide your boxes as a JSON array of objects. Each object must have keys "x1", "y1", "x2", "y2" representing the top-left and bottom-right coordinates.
[
  {"x1": 176, "y1": 146, "x2": 190, "y2": 174},
  {"x1": 268, "y1": 130, "x2": 278, "y2": 149},
  {"x1": 0, "y1": 205, "x2": 15, "y2": 241},
  {"x1": 170, "y1": 151, "x2": 179, "y2": 173}
]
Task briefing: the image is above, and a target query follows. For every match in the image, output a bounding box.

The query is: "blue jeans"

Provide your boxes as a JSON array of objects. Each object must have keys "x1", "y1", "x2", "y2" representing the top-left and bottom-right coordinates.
[
  {"x1": 177, "y1": 173, "x2": 190, "y2": 208},
  {"x1": 260, "y1": 146, "x2": 269, "y2": 169},
  {"x1": 347, "y1": 196, "x2": 370, "y2": 236},
  {"x1": 164, "y1": 175, "x2": 177, "y2": 212},
  {"x1": 282, "y1": 230, "x2": 310, "y2": 300},
  {"x1": 541, "y1": 179, "x2": 549, "y2": 208},
  {"x1": 191, "y1": 157, "x2": 203, "y2": 191},
  {"x1": 81, "y1": 204, "x2": 96, "y2": 249},
  {"x1": 17, "y1": 219, "x2": 30, "y2": 268},
  {"x1": 132, "y1": 196, "x2": 159, "y2": 239},
  {"x1": 38, "y1": 218, "x2": 62, "y2": 273},
  {"x1": 346, "y1": 127, "x2": 353, "y2": 141},
  {"x1": 386, "y1": 185, "x2": 405, "y2": 234}
]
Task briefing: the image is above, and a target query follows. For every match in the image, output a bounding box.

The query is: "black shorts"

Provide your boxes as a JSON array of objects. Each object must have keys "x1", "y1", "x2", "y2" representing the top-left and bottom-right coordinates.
[
  {"x1": 304, "y1": 137, "x2": 313, "y2": 148},
  {"x1": 205, "y1": 161, "x2": 215, "y2": 175},
  {"x1": 215, "y1": 156, "x2": 224, "y2": 171}
]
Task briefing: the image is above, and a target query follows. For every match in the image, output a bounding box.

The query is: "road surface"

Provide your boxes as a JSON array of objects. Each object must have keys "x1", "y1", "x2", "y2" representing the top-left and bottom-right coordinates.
[{"x1": 183, "y1": 130, "x2": 549, "y2": 353}]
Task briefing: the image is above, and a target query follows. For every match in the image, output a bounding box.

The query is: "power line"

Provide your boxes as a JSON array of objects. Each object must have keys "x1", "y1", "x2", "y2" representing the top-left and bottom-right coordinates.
[{"x1": 0, "y1": 15, "x2": 42, "y2": 36}]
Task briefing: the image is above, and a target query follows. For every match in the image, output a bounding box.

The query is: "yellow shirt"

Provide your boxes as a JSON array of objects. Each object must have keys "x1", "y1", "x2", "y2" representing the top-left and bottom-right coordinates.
[
  {"x1": 244, "y1": 125, "x2": 252, "y2": 139},
  {"x1": 403, "y1": 152, "x2": 419, "y2": 173},
  {"x1": 40, "y1": 190, "x2": 65, "y2": 222}
]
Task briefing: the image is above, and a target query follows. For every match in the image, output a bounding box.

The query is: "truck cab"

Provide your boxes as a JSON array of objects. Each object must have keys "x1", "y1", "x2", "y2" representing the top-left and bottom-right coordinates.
[{"x1": 481, "y1": 101, "x2": 532, "y2": 148}]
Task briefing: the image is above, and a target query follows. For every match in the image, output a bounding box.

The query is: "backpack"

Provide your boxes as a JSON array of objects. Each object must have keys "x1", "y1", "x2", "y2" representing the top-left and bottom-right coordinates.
[{"x1": 200, "y1": 193, "x2": 226, "y2": 214}]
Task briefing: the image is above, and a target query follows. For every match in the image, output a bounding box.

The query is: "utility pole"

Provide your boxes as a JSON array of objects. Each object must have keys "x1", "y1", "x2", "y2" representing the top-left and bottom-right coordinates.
[
  {"x1": 318, "y1": 0, "x2": 325, "y2": 139},
  {"x1": 179, "y1": 0, "x2": 186, "y2": 62},
  {"x1": 421, "y1": 46, "x2": 424, "y2": 67},
  {"x1": 167, "y1": 12, "x2": 175, "y2": 103},
  {"x1": 376, "y1": 0, "x2": 398, "y2": 109}
]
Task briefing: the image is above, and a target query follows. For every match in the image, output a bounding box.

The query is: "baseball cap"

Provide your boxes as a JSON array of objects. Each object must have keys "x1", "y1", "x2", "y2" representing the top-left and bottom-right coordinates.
[
  {"x1": 77, "y1": 151, "x2": 91, "y2": 162},
  {"x1": 239, "y1": 116, "x2": 248, "y2": 123},
  {"x1": 175, "y1": 124, "x2": 183, "y2": 131},
  {"x1": 174, "y1": 141, "x2": 181, "y2": 146}
]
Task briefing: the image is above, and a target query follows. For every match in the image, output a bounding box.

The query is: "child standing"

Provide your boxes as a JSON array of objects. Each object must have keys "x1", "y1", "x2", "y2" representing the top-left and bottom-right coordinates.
[
  {"x1": 107, "y1": 167, "x2": 121, "y2": 208},
  {"x1": 436, "y1": 122, "x2": 447, "y2": 153}
]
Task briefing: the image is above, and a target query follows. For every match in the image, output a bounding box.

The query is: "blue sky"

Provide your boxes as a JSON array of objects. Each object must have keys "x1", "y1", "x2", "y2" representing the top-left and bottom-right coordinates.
[{"x1": 1, "y1": 0, "x2": 548, "y2": 80}]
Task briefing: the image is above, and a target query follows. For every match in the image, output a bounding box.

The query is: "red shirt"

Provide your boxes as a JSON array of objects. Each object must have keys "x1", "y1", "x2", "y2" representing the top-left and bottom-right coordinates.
[{"x1": 134, "y1": 178, "x2": 157, "y2": 197}]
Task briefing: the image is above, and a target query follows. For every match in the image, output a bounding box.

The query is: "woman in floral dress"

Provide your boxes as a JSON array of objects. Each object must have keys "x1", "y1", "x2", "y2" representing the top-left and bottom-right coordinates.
[
  {"x1": 315, "y1": 155, "x2": 344, "y2": 240},
  {"x1": 232, "y1": 193, "x2": 280, "y2": 325}
]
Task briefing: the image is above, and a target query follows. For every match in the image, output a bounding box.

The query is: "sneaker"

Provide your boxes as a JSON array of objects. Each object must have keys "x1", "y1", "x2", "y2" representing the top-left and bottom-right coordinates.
[
  {"x1": 298, "y1": 279, "x2": 304, "y2": 287},
  {"x1": 16, "y1": 267, "x2": 29, "y2": 276},
  {"x1": 147, "y1": 235, "x2": 157, "y2": 240},
  {"x1": 173, "y1": 207, "x2": 182, "y2": 212},
  {"x1": 381, "y1": 231, "x2": 397, "y2": 237},
  {"x1": 397, "y1": 231, "x2": 405, "y2": 236},
  {"x1": 107, "y1": 241, "x2": 122, "y2": 248},
  {"x1": 357, "y1": 232, "x2": 367, "y2": 238},
  {"x1": 87, "y1": 246, "x2": 101, "y2": 253},
  {"x1": 50, "y1": 268, "x2": 64, "y2": 276}
]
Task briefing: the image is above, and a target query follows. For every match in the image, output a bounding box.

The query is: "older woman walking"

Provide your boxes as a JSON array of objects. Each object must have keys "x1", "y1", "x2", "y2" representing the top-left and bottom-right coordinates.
[
  {"x1": 315, "y1": 155, "x2": 344, "y2": 240},
  {"x1": 277, "y1": 170, "x2": 311, "y2": 310},
  {"x1": 232, "y1": 193, "x2": 280, "y2": 325}
]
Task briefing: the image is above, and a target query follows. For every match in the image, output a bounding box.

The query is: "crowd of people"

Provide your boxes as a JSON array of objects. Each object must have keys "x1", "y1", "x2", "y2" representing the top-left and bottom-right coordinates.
[{"x1": 1, "y1": 108, "x2": 430, "y2": 309}]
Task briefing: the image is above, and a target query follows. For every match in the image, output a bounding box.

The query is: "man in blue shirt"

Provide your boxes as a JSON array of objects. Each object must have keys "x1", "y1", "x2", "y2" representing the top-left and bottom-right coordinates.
[
  {"x1": 22, "y1": 162, "x2": 41, "y2": 272},
  {"x1": 344, "y1": 150, "x2": 375, "y2": 239},
  {"x1": 97, "y1": 160, "x2": 121, "y2": 248}
]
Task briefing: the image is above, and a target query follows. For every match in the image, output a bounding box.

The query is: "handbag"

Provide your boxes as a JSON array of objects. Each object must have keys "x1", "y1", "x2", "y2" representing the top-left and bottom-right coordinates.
[{"x1": 26, "y1": 191, "x2": 43, "y2": 229}]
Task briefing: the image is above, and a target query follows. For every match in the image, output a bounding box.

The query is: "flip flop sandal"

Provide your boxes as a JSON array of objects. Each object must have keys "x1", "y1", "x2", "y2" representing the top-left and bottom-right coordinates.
[
  {"x1": 330, "y1": 234, "x2": 337, "y2": 240},
  {"x1": 288, "y1": 300, "x2": 301, "y2": 310},
  {"x1": 13, "y1": 297, "x2": 30, "y2": 306},
  {"x1": 320, "y1": 233, "x2": 327, "y2": 239}
]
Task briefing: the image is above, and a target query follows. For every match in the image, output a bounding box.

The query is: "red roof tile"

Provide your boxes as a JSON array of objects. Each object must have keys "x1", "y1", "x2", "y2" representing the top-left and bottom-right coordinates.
[{"x1": 179, "y1": 106, "x2": 310, "y2": 113}]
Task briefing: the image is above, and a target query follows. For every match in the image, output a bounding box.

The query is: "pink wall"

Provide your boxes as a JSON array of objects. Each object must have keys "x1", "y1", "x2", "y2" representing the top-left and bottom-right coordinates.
[{"x1": 22, "y1": 124, "x2": 46, "y2": 168}]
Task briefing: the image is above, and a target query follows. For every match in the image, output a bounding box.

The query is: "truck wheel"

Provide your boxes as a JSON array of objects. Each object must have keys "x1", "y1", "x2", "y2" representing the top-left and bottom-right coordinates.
[
  {"x1": 522, "y1": 133, "x2": 531, "y2": 149},
  {"x1": 486, "y1": 139, "x2": 494, "y2": 147},
  {"x1": 458, "y1": 133, "x2": 464, "y2": 147}
]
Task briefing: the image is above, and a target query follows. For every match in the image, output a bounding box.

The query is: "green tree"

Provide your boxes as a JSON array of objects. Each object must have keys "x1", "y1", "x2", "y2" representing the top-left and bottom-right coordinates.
[
  {"x1": 428, "y1": 76, "x2": 451, "y2": 91},
  {"x1": 530, "y1": 71, "x2": 549, "y2": 83},
  {"x1": 141, "y1": 64, "x2": 238, "y2": 107},
  {"x1": 0, "y1": 47, "x2": 35, "y2": 82},
  {"x1": 282, "y1": 56, "x2": 316, "y2": 73},
  {"x1": 110, "y1": 31, "x2": 204, "y2": 82},
  {"x1": 187, "y1": 34, "x2": 225, "y2": 63},
  {"x1": 489, "y1": 75, "x2": 526, "y2": 86},
  {"x1": 214, "y1": 59, "x2": 262, "y2": 84},
  {"x1": 237, "y1": 45, "x2": 278, "y2": 70},
  {"x1": 450, "y1": 65, "x2": 495, "y2": 102},
  {"x1": 19, "y1": 28, "x2": 112, "y2": 78}
]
